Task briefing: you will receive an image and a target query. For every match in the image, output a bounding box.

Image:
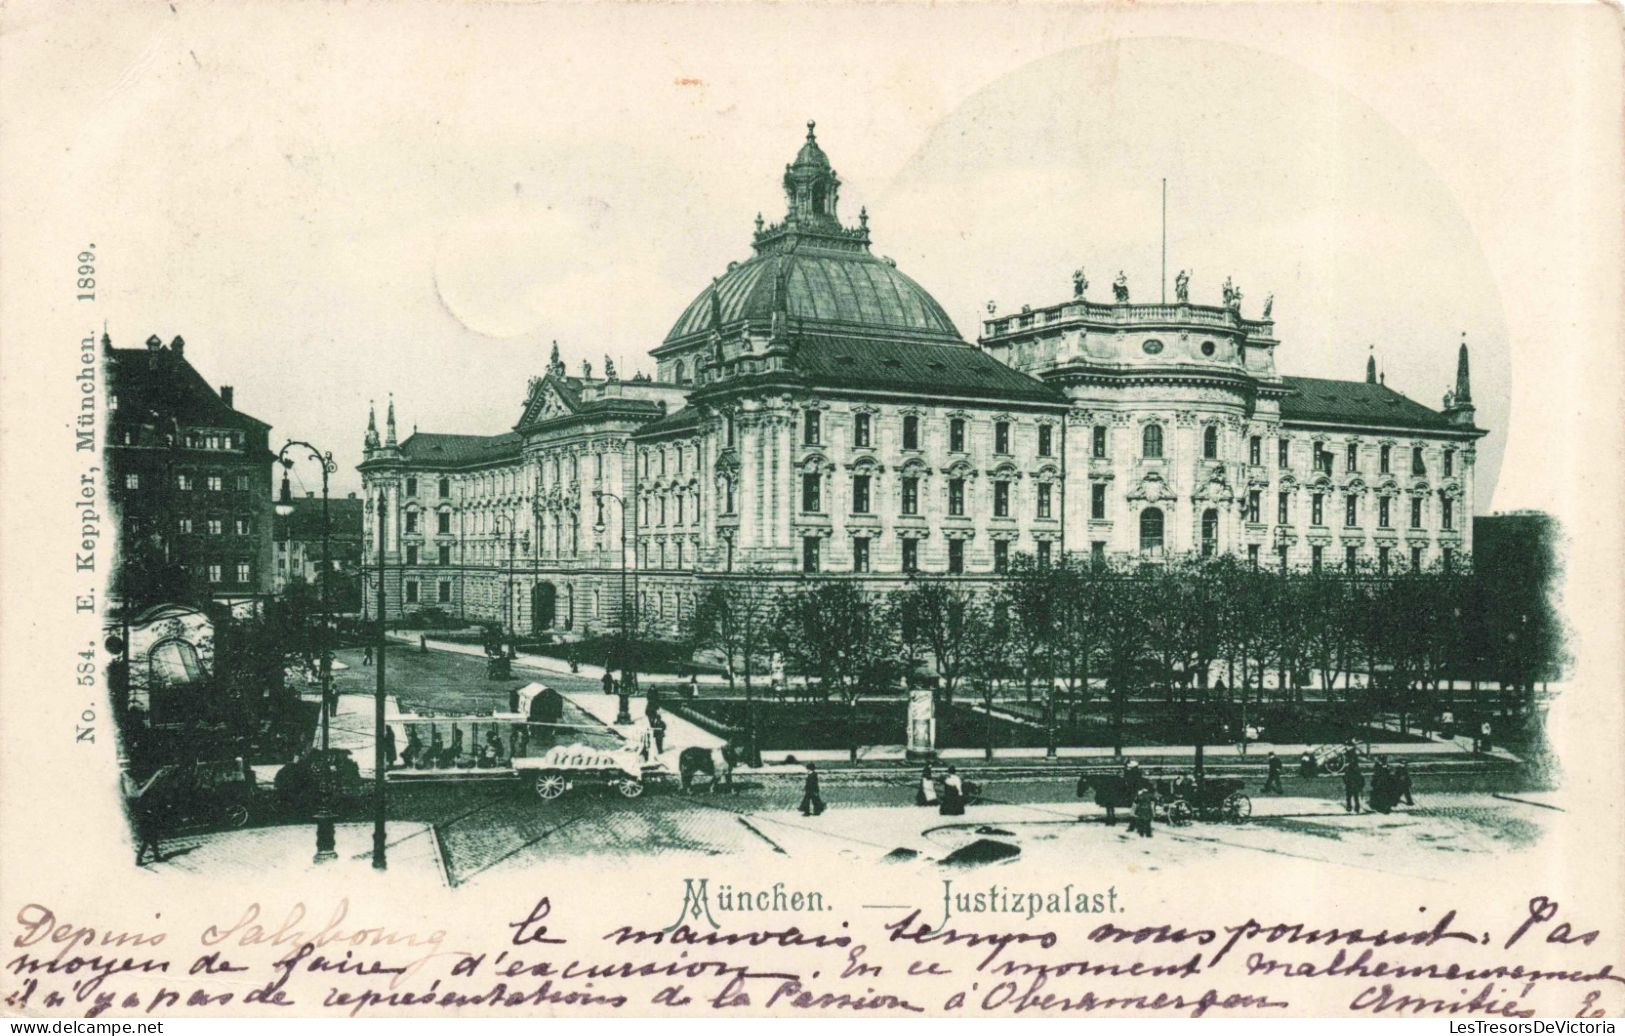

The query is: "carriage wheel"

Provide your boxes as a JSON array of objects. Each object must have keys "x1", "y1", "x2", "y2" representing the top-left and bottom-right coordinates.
[
  {"x1": 221, "y1": 803, "x2": 250, "y2": 829},
  {"x1": 534, "y1": 773, "x2": 568, "y2": 800},
  {"x1": 1168, "y1": 800, "x2": 1193, "y2": 825},
  {"x1": 1225, "y1": 792, "x2": 1252, "y2": 821},
  {"x1": 1322, "y1": 755, "x2": 1345, "y2": 775},
  {"x1": 616, "y1": 779, "x2": 644, "y2": 799}
]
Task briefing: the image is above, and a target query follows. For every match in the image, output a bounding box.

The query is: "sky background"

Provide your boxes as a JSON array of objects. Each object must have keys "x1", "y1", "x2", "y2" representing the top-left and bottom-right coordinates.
[{"x1": 5, "y1": 3, "x2": 1616, "y2": 509}]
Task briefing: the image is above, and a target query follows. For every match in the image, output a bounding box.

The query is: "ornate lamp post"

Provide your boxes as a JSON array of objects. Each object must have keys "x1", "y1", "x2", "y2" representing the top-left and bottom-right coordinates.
[
  {"x1": 274, "y1": 440, "x2": 338, "y2": 864},
  {"x1": 492, "y1": 513, "x2": 527, "y2": 656},
  {"x1": 371, "y1": 488, "x2": 388, "y2": 870},
  {"x1": 593, "y1": 490, "x2": 634, "y2": 725}
]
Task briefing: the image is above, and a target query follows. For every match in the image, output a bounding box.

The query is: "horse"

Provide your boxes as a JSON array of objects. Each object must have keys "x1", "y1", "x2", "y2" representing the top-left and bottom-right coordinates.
[{"x1": 679, "y1": 745, "x2": 740, "y2": 793}]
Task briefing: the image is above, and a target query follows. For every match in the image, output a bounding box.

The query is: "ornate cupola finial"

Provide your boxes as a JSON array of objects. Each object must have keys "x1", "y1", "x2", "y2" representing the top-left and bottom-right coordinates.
[
  {"x1": 365, "y1": 399, "x2": 380, "y2": 450},
  {"x1": 548, "y1": 339, "x2": 566, "y2": 378},
  {"x1": 1366, "y1": 346, "x2": 1378, "y2": 384},
  {"x1": 385, "y1": 393, "x2": 397, "y2": 447}
]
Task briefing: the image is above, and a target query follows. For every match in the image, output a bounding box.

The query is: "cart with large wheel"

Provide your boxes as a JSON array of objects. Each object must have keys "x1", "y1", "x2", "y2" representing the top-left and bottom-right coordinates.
[
  {"x1": 1171, "y1": 776, "x2": 1252, "y2": 823},
  {"x1": 515, "y1": 743, "x2": 659, "y2": 802}
]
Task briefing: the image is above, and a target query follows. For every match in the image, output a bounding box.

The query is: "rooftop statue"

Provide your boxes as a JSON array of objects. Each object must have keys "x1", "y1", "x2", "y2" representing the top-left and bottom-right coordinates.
[
  {"x1": 582, "y1": 360, "x2": 593, "y2": 379},
  {"x1": 1174, "y1": 269, "x2": 1190, "y2": 303},
  {"x1": 1112, "y1": 270, "x2": 1129, "y2": 303},
  {"x1": 1072, "y1": 267, "x2": 1088, "y2": 299},
  {"x1": 604, "y1": 356, "x2": 617, "y2": 380},
  {"x1": 986, "y1": 300, "x2": 997, "y2": 315},
  {"x1": 1262, "y1": 293, "x2": 1274, "y2": 319}
]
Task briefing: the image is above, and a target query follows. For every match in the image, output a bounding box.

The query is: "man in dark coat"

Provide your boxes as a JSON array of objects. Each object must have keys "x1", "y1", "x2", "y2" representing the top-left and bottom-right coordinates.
[
  {"x1": 1396, "y1": 760, "x2": 1415, "y2": 806},
  {"x1": 1343, "y1": 755, "x2": 1364, "y2": 813},
  {"x1": 799, "y1": 763, "x2": 825, "y2": 816},
  {"x1": 1262, "y1": 751, "x2": 1285, "y2": 794}
]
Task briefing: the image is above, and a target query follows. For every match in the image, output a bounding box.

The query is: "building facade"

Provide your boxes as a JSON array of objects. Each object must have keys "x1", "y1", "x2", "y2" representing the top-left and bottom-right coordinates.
[
  {"x1": 359, "y1": 123, "x2": 1487, "y2": 636},
  {"x1": 272, "y1": 492, "x2": 365, "y2": 611},
  {"x1": 107, "y1": 333, "x2": 276, "y2": 613}
]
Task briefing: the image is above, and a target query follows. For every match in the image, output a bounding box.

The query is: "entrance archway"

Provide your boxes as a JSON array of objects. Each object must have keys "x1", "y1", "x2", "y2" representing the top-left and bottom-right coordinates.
[{"x1": 531, "y1": 582, "x2": 557, "y2": 633}]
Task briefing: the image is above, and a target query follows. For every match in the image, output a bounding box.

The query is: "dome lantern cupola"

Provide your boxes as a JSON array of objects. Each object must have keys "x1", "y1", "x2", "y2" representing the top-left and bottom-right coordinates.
[
  {"x1": 784, "y1": 120, "x2": 840, "y2": 228},
  {"x1": 752, "y1": 121, "x2": 870, "y2": 256}
]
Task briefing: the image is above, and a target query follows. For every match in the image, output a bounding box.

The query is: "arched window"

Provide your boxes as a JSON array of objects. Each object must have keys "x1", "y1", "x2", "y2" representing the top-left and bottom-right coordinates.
[
  {"x1": 673, "y1": 359, "x2": 688, "y2": 385},
  {"x1": 1201, "y1": 508, "x2": 1219, "y2": 556},
  {"x1": 1142, "y1": 423, "x2": 1164, "y2": 459},
  {"x1": 1139, "y1": 508, "x2": 1165, "y2": 554},
  {"x1": 1203, "y1": 425, "x2": 1219, "y2": 460}
]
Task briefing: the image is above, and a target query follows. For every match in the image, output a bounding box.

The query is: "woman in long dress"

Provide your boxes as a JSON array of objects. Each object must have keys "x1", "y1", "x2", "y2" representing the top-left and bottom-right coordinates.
[
  {"x1": 916, "y1": 764, "x2": 937, "y2": 806},
  {"x1": 939, "y1": 766, "x2": 965, "y2": 816}
]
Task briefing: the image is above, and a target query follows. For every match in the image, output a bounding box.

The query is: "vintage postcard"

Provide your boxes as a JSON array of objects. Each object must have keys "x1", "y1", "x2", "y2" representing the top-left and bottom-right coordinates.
[{"x1": 2, "y1": 0, "x2": 1622, "y2": 1022}]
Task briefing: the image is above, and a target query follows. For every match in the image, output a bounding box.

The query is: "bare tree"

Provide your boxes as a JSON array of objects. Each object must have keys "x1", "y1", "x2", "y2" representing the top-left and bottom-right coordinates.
[
  {"x1": 774, "y1": 579, "x2": 901, "y2": 763},
  {"x1": 686, "y1": 568, "x2": 777, "y2": 764},
  {"x1": 896, "y1": 576, "x2": 986, "y2": 707}
]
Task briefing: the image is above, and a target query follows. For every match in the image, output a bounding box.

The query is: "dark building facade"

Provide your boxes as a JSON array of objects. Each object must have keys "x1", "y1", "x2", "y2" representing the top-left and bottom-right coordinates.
[
  {"x1": 106, "y1": 333, "x2": 275, "y2": 613},
  {"x1": 272, "y1": 492, "x2": 365, "y2": 612}
]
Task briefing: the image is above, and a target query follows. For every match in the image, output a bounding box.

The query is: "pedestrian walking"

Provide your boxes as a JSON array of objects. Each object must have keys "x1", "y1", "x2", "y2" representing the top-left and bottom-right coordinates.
[
  {"x1": 1478, "y1": 720, "x2": 1493, "y2": 754},
  {"x1": 1396, "y1": 760, "x2": 1415, "y2": 806},
  {"x1": 916, "y1": 764, "x2": 938, "y2": 807},
  {"x1": 1342, "y1": 755, "x2": 1365, "y2": 813},
  {"x1": 1262, "y1": 751, "x2": 1285, "y2": 794},
  {"x1": 602, "y1": 669, "x2": 616, "y2": 695},
  {"x1": 799, "y1": 763, "x2": 825, "y2": 816},
  {"x1": 939, "y1": 767, "x2": 965, "y2": 816},
  {"x1": 363, "y1": 644, "x2": 373, "y2": 666},
  {"x1": 650, "y1": 714, "x2": 667, "y2": 754},
  {"x1": 688, "y1": 672, "x2": 700, "y2": 700},
  {"x1": 123, "y1": 767, "x2": 170, "y2": 866},
  {"x1": 1132, "y1": 786, "x2": 1155, "y2": 838},
  {"x1": 383, "y1": 724, "x2": 398, "y2": 769}
]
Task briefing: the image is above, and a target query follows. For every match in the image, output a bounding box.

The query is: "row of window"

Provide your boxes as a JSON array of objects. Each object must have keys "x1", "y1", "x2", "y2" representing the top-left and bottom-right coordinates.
[
  {"x1": 804, "y1": 412, "x2": 1056, "y2": 458},
  {"x1": 176, "y1": 516, "x2": 254, "y2": 536},
  {"x1": 122, "y1": 472, "x2": 254, "y2": 492},
  {"x1": 800, "y1": 534, "x2": 1042, "y2": 575},
  {"x1": 800, "y1": 474, "x2": 1055, "y2": 519},
  {"x1": 1128, "y1": 425, "x2": 1458, "y2": 476}
]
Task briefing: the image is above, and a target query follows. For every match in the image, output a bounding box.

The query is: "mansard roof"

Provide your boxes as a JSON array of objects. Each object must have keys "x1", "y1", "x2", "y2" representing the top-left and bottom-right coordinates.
[
  {"x1": 1277, "y1": 376, "x2": 1471, "y2": 433},
  {"x1": 396, "y1": 431, "x2": 523, "y2": 467},
  {"x1": 791, "y1": 335, "x2": 1063, "y2": 404}
]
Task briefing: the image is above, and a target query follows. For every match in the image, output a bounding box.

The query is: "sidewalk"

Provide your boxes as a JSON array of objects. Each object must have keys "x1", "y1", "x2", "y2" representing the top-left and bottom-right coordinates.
[{"x1": 142, "y1": 820, "x2": 448, "y2": 885}]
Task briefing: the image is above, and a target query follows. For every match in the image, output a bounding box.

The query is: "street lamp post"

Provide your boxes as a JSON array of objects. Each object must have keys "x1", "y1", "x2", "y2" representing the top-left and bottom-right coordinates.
[
  {"x1": 372, "y1": 490, "x2": 387, "y2": 870},
  {"x1": 275, "y1": 440, "x2": 338, "y2": 864},
  {"x1": 492, "y1": 513, "x2": 527, "y2": 657},
  {"x1": 593, "y1": 490, "x2": 634, "y2": 725}
]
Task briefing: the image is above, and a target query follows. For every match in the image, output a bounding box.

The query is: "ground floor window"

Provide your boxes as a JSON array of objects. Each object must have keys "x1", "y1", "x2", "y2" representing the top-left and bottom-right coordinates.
[
  {"x1": 802, "y1": 536, "x2": 820, "y2": 573},
  {"x1": 1139, "y1": 508, "x2": 1164, "y2": 554},
  {"x1": 947, "y1": 538, "x2": 964, "y2": 574},
  {"x1": 405, "y1": 580, "x2": 419, "y2": 604},
  {"x1": 901, "y1": 537, "x2": 918, "y2": 573},
  {"x1": 438, "y1": 580, "x2": 452, "y2": 603},
  {"x1": 853, "y1": 536, "x2": 870, "y2": 573}
]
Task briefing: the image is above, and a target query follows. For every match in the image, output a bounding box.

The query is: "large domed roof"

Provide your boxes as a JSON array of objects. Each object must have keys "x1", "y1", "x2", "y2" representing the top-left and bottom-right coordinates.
[
  {"x1": 664, "y1": 248, "x2": 961, "y2": 345},
  {"x1": 662, "y1": 122, "x2": 963, "y2": 348}
]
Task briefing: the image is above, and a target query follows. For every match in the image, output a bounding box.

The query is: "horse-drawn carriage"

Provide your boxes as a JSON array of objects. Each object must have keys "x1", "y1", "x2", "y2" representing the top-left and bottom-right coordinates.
[
  {"x1": 514, "y1": 743, "x2": 664, "y2": 801},
  {"x1": 1081, "y1": 769, "x2": 1252, "y2": 825}
]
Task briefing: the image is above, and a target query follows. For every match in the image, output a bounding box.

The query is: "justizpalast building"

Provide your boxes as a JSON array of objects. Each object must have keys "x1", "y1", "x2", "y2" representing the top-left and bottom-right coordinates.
[{"x1": 359, "y1": 123, "x2": 1486, "y2": 637}]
